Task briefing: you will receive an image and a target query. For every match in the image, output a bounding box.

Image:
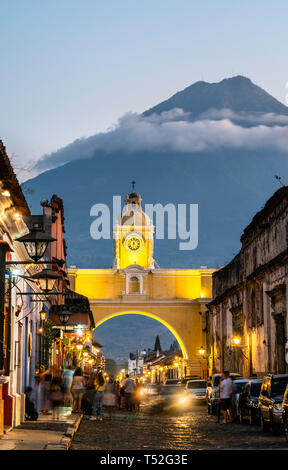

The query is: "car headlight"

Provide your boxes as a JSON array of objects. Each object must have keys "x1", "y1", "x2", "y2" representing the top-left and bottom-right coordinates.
[{"x1": 177, "y1": 395, "x2": 189, "y2": 406}]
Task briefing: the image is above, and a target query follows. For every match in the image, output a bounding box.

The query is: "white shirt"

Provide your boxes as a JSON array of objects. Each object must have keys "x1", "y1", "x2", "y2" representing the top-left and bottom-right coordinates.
[{"x1": 220, "y1": 378, "x2": 233, "y2": 399}]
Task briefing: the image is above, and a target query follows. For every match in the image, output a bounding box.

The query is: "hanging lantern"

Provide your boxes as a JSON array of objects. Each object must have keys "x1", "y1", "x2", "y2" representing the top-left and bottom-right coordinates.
[
  {"x1": 58, "y1": 309, "x2": 72, "y2": 325},
  {"x1": 40, "y1": 309, "x2": 47, "y2": 321},
  {"x1": 16, "y1": 228, "x2": 56, "y2": 262},
  {"x1": 31, "y1": 268, "x2": 62, "y2": 293}
]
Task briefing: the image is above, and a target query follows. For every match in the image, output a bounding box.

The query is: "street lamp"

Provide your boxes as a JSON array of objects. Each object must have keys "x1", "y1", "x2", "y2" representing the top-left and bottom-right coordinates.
[
  {"x1": 58, "y1": 309, "x2": 72, "y2": 325},
  {"x1": 199, "y1": 346, "x2": 205, "y2": 355},
  {"x1": 31, "y1": 268, "x2": 62, "y2": 293},
  {"x1": 40, "y1": 308, "x2": 47, "y2": 321},
  {"x1": 232, "y1": 336, "x2": 241, "y2": 346},
  {"x1": 16, "y1": 228, "x2": 56, "y2": 263},
  {"x1": 1, "y1": 186, "x2": 10, "y2": 197}
]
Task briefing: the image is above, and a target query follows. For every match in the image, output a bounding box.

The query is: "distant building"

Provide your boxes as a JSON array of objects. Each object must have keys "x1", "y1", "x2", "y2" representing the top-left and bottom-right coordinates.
[{"x1": 128, "y1": 351, "x2": 144, "y2": 377}]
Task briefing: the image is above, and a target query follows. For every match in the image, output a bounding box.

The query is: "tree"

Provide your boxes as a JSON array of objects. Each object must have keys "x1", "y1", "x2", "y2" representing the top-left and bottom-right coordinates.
[{"x1": 43, "y1": 319, "x2": 58, "y2": 367}]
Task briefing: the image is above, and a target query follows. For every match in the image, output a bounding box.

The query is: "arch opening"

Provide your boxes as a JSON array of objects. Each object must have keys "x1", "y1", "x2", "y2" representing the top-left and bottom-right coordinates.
[{"x1": 93, "y1": 310, "x2": 188, "y2": 360}]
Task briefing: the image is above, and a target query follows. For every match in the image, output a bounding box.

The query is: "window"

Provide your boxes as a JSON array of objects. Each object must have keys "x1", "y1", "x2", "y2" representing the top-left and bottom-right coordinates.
[
  {"x1": 129, "y1": 276, "x2": 140, "y2": 294},
  {"x1": 187, "y1": 381, "x2": 207, "y2": 389}
]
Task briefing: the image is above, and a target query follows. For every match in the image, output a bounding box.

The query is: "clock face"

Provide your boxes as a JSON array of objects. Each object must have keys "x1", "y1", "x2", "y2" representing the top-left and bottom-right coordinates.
[{"x1": 124, "y1": 233, "x2": 144, "y2": 253}]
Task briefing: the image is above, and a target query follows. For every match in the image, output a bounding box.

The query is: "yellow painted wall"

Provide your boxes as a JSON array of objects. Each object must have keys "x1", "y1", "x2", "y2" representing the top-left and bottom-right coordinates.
[
  {"x1": 68, "y1": 268, "x2": 214, "y2": 300},
  {"x1": 68, "y1": 266, "x2": 215, "y2": 376}
]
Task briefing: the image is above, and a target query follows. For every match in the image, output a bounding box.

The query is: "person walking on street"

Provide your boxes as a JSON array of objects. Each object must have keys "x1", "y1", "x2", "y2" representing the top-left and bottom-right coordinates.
[
  {"x1": 123, "y1": 374, "x2": 135, "y2": 411},
  {"x1": 91, "y1": 371, "x2": 105, "y2": 421},
  {"x1": 115, "y1": 381, "x2": 121, "y2": 410},
  {"x1": 219, "y1": 371, "x2": 233, "y2": 424},
  {"x1": 216, "y1": 374, "x2": 224, "y2": 423},
  {"x1": 50, "y1": 377, "x2": 64, "y2": 420},
  {"x1": 41, "y1": 369, "x2": 52, "y2": 414},
  {"x1": 133, "y1": 378, "x2": 142, "y2": 413},
  {"x1": 103, "y1": 378, "x2": 116, "y2": 419},
  {"x1": 230, "y1": 376, "x2": 237, "y2": 422},
  {"x1": 71, "y1": 367, "x2": 85, "y2": 413}
]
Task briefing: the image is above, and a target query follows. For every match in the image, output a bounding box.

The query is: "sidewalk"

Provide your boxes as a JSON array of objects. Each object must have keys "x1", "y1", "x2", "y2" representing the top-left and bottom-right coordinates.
[{"x1": 0, "y1": 407, "x2": 82, "y2": 450}]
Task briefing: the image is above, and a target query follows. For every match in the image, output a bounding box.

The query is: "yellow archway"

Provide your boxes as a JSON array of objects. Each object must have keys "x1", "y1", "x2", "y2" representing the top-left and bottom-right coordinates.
[{"x1": 93, "y1": 310, "x2": 188, "y2": 360}]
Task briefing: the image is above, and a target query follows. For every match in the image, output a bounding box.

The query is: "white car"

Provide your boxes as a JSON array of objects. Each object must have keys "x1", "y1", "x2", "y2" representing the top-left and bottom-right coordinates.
[{"x1": 186, "y1": 380, "x2": 207, "y2": 403}]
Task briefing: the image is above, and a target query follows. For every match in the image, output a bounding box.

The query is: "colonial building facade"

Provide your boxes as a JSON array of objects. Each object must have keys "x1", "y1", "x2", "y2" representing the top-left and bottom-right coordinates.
[
  {"x1": 207, "y1": 187, "x2": 288, "y2": 377},
  {"x1": 0, "y1": 140, "x2": 95, "y2": 435}
]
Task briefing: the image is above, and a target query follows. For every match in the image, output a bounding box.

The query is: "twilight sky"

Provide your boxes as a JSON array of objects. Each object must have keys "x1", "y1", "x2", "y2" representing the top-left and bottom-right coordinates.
[{"x1": 1, "y1": 0, "x2": 288, "y2": 175}]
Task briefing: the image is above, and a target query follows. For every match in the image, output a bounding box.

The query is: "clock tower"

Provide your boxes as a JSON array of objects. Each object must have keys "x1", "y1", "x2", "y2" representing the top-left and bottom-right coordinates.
[{"x1": 113, "y1": 184, "x2": 154, "y2": 269}]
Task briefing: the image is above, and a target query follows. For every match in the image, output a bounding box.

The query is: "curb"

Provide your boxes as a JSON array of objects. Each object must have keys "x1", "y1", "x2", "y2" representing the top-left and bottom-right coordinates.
[
  {"x1": 45, "y1": 413, "x2": 83, "y2": 450},
  {"x1": 64, "y1": 413, "x2": 83, "y2": 450}
]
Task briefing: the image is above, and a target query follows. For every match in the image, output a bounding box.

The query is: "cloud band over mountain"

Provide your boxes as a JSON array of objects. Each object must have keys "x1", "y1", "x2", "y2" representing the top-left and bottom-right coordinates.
[{"x1": 34, "y1": 109, "x2": 288, "y2": 172}]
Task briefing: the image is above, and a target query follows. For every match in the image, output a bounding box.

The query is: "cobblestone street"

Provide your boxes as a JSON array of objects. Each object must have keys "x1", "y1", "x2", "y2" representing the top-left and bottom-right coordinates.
[{"x1": 71, "y1": 404, "x2": 288, "y2": 450}]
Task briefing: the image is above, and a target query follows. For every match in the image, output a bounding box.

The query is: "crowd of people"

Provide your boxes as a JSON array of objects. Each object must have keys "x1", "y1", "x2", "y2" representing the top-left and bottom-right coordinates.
[{"x1": 25, "y1": 368, "x2": 142, "y2": 422}]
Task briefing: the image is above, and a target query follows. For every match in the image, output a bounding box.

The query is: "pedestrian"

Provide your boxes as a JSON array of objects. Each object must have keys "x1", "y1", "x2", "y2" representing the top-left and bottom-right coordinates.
[
  {"x1": 41, "y1": 368, "x2": 52, "y2": 414},
  {"x1": 123, "y1": 374, "x2": 135, "y2": 412},
  {"x1": 90, "y1": 371, "x2": 105, "y2": 421},
  {"x1": 71, "y1": 367, "x2": 85, "y2": 413},
  {"x1": 103, "y1": 378, "x2": 116, "y2": 419},
  {"x1": 216, "y1": 374, "x2": 224, "y2": 423},
  {"x1": 230, "y1": 376, "x2": 237, "y2": 422},
  {"x1": 62, "y1": 368, "x2": 74, "y2": 407},
  {"x1": 120, "y1": 384, "x2": 125, "y2": 409},
  {"x1": 25, "y1": 387, "x2": 38, "y2": 421},
  {"x1": 50, "y1": 377, "x2": 64, "y2": 420},
  {"x1": 35, "y1": 373, "x2": 45, "y2": 412},
  {"x1": 115, "y1": 380, "x2": 121, "y2": 410},
  {"x1": 219, "y1": 371, "x2": 233, "y2": 424},
  {"x1": 133, "y1": 378, "x2": 142, "y2": 413},
  {"x1": 81, "y1": 375, "x2": 95, "y2": 418}
]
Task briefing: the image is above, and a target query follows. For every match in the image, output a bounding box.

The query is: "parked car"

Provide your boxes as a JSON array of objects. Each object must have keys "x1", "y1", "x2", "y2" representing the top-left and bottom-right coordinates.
[
  {"x1": 258, "y1": 374, "x2": 288, "y2": 435},
  {"x1": 282, "y1": 384, "x2": 288, "y2": 442},
  {"x1": 239, "y1": 379, "x2": 263, "y2": 425},
  {"x1": 180, "y1": 376, "x2": 201, "y2": 384},
  {"x1": 165, "y1": 379, "x2": 182, "y2": 386},
  {"x1": 185, "y1": 380, "x2": 207, "y2": 403},
  {"x1": 233, "y1": 378, "x2": 250, "y2": 417},
  {"x1": 206, "y1": 373, "x2": 242, "y2": 415}
]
